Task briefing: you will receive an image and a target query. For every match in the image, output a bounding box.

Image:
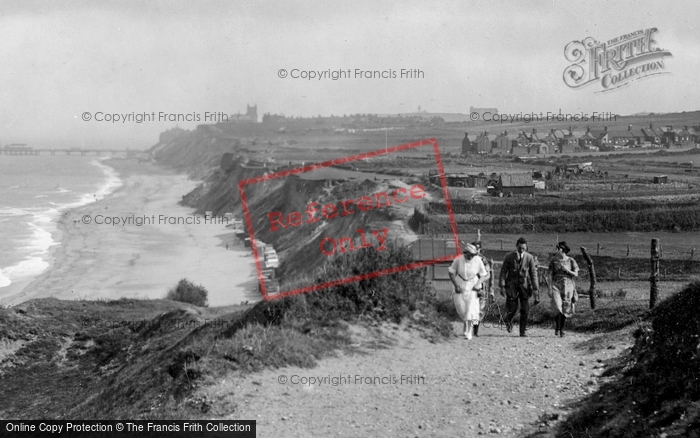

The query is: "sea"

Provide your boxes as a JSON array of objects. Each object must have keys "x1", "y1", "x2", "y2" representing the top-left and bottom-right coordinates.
[{"x1": 0, "y1": 155, "x2": 121, "y2": 299}]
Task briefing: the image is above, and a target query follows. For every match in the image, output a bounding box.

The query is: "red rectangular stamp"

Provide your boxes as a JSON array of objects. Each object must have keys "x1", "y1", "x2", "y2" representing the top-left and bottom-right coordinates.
[{"x1": 238, "y1": 138, "x2": 460, "y2": 301}]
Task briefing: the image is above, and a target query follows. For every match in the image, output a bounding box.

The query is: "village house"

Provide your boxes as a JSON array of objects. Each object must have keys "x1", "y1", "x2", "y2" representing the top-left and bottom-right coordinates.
[
  {"x1": 592, "y1": 127, "x2": 611, "y2": 148},
  {"x1": 541, "y1": 129, "x2": 559, "y2": 148},
  {"x1": 461, "y1": 132, "x2": 479, "y2": 155},
  {"x1": 673, "y1": 126, "x2": 695, "y2": 147},
  {"x1": 578, "y1": 127, "x2": 607, "y2": 149},
  {"x1": 551, "y1": 127, "x2": 579, "y2": 153},
  {"x1": 661, "y1": 126, "x2": 682, "y2": 147},
  {"x1": 562, "y1": 127, "x2": 580, "y2": 147},
  {"x1": 474, "y1": 131, "x2": 495, "y2": 154},
  {"x1": 691, "y1": 126, "x2": 700, "y2": 144},
  {"x1": 493, "y1": 130, "x2": 515, "y2": 153},
  {"x1": 559, "y1": 142, "x2": 577, "y2": 154},
  {"x1": 530, "y1": 142, "x2": 549, "y2": 154},
  {"x1": 641, "y1": 123, "x2": 664, "y2": 146},
  {"x1": 527, "y1": 128, "x2": 548, "y2": 143},
  {"x1": 608, "y1": 125, "x2": 643, "y2": 148},
  {"x1": 512, "y1": 145, "x2": 530, "y2": 156},
  {"x1": 514, "y1": 131, "x2": 530, "y2": 148}
]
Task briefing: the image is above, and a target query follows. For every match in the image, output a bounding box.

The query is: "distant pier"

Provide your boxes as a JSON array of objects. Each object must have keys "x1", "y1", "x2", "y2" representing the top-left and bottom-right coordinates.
[{"x1": 0, "y1": 148, "x2": 139, "y2": 156}]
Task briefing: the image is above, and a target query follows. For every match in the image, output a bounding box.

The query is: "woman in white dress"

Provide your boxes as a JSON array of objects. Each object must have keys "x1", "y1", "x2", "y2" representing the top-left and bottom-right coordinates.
[{"x1": 448, "y1": 243, "x2": 489, "y2": 339}]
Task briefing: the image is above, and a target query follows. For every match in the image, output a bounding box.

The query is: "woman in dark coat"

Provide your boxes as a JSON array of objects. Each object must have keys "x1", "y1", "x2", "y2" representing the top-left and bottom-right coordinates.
[{"x1": 549, "y1": 241, "x2": 579, "y2": 337}]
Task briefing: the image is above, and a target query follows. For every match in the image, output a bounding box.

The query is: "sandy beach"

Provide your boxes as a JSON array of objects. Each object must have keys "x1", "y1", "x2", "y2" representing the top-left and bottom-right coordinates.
[{"x1": 1, "y1": 159, "x2": 259, "y2": 307}]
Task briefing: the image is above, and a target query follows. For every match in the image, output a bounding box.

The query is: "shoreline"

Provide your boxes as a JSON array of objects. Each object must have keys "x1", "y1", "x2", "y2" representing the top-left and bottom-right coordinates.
[{"x1": 1, "y1": 158, "x2": 259, "y2": 307}]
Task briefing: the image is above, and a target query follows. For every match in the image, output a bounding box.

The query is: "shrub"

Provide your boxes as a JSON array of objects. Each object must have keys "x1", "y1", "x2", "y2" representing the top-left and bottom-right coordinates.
[
  {"x1": 167, "y1": 279, "x2": 208, "y2": 307},
  {"x1": 285, "y1": 242, "x2": 430, "y2": 324}
]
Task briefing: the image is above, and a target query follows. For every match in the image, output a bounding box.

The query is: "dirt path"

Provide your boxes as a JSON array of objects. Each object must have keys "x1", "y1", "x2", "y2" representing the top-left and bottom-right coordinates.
[{"x1": 207, "y1": 322, "x2": 627, "y2": 437}]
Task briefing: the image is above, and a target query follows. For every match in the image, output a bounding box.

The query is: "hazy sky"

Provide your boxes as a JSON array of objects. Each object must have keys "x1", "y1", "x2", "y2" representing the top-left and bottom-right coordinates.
[{"x1": 1, "y1": 0, "x2": 698, "y2": 149}]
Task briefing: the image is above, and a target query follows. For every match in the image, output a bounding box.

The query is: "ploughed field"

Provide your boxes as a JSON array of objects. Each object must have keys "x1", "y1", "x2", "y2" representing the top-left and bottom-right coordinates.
[{"x1": 424, "y1": 180, "x2": 700, "y2": 234}]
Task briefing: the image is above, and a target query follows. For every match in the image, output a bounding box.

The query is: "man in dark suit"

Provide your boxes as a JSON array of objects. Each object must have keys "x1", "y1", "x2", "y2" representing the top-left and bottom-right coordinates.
[{"x1": 498, "y1": 237, "x2": 540, "y2": 337}]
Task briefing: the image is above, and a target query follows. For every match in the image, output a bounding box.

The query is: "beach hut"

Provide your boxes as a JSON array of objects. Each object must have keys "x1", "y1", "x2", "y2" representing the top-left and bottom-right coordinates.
[
  {"x1": 408, "y1": 237, "x2": 460, "y2": 299},
  {"x1": 265, "y1": 254, "x2": 279, "y2": 269}
]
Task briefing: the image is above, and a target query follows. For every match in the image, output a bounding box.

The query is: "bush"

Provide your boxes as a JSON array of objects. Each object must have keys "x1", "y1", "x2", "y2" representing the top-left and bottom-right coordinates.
[
  {"x1": 284, "y1": 242, "x2": 430, "y2": 324},
  {"x1": 167, "y1": 279, "x2": 208, "y2": 307}
]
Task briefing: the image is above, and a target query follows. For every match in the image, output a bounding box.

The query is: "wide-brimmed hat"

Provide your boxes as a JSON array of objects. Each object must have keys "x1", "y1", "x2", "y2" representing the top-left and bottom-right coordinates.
[{"x1": 463, "y1": 243, "x2": 478, "y2": 255}]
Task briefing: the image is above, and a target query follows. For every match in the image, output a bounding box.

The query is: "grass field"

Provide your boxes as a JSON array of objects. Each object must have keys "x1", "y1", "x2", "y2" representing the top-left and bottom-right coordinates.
[{"x1": 462, "y1": 231, "x2": 700, "y2": 260}]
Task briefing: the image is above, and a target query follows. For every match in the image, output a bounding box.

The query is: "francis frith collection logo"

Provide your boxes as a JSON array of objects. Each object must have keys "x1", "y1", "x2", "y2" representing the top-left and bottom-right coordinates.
[{"x1": 563, "y1": 27, "x2": 672, "y2": 93}]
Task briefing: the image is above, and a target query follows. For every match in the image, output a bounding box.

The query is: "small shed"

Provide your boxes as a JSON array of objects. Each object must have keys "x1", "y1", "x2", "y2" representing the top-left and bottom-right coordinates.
[
  {"x1": 653, "y1": 175, "x2": 668, "y2": 184},
  {"x1": 446, "y1": 173, "x2": 471, "y2": 187},
  {"x1": 470, "y1": 175, "x2": 489, "y2": 188},
  {"x1": 498, "y1": 174, "x2": 535, "y2": 196}
]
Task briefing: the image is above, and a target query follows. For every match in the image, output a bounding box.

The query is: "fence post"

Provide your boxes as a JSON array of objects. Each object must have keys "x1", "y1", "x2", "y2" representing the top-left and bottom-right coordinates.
[
  {"x1": 500, "y1": 239, "x2": 503, "y2": 250},
  {"x1": 476, "y1": 229, "x2": 481, "y2": 243},
  {"x1": 626, "y1": 245, "x2": 630, "y2": 257},
  {"x1": 692, "y1": 248, "x2": 695, "y2": 260},
  {"x1": 618, "y1": 267, "x2": 621, "y2": 279},
  {"x1": 650, "y1": 238, "x2": 660, "y2": 309},
  {"x1": 596, "y1": 243, "x2": 600, "y2": 255},
  {"x1": 580, "y1": 246, "x2": 597, "y2": 310}
]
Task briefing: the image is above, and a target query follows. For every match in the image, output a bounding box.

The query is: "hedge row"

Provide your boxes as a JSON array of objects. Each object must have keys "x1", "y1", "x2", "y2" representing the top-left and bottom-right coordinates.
[
  {"x1": 431, "y1": 200, "x2": 698, "y2": 215},
  {"x1": 428, "y1": 206, "x2": 700, "y2": 233}
]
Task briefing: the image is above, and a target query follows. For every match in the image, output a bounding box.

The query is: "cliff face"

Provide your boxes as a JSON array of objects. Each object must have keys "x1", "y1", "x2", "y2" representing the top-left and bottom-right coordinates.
[
  {"x1": 150, "y1": 125, "x2": 406, "y2": 284},
  {"x1": 150, "y1": 125, "x2": 243, "y2": 174}
]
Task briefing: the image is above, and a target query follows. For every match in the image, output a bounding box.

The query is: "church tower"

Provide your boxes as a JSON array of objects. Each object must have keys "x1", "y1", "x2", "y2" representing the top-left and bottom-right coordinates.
[{"x1": 246, "y1": 105, "x2": 258, "y2": 122}]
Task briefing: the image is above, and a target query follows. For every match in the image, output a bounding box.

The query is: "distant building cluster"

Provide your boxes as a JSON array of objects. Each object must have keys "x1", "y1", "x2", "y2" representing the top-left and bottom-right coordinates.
[
  {"x1": 228, "y1": 105, "x2": 258, "y2": 123},
  {"x1": 260, "y1": 113, "x2": 444, "y2": 130},
  {"x1": 469, "y1": 106, "x2": 498, "y2": 117},
  {"x1": 462, "y1": 123, "x2": 700, "y2": 156},
  {"x1": 427, "y1": 170, "x2": 537, "y2": 197}
]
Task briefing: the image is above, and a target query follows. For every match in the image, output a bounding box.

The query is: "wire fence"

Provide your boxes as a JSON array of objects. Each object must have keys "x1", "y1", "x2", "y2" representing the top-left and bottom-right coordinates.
[
  {"x1": 484, "y1": 240, "x2": 699, "y2": 261},
  {"x1": 419, "y1": 232, "x2": 699, "y2": 261}
]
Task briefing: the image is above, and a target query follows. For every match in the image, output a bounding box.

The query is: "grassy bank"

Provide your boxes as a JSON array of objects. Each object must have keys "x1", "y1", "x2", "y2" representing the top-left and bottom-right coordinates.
[
  {"x1": 0, "y1": 244, "x2": 449, "y2": 419},
  {"x1": 549, "y1": 281, "x2": 700, "y2": 438}
]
